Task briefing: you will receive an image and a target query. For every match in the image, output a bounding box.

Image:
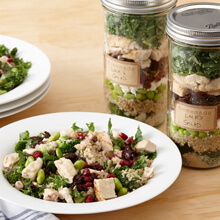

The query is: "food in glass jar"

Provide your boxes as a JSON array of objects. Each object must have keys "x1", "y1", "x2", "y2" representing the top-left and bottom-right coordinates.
[{"x1": 103, "y1": 11, "x2": 169, "y2": 127}]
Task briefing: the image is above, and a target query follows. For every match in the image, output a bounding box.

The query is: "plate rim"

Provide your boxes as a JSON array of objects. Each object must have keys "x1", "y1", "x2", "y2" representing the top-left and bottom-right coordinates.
[
  {"x1": 0, "y1": 112, "x2": 182, "y2": 214},
  {"x1": 0, "y1": 34, "x2": 51, "y2": 105}
]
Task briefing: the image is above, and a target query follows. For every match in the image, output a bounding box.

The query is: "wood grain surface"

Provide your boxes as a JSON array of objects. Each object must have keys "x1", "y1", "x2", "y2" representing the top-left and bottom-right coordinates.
[{"x1": 1, "y1": 0, "x2": 220, "y2": 219}]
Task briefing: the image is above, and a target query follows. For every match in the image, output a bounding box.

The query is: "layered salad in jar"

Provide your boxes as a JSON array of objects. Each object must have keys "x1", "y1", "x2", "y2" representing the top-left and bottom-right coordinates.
[
  {"x1": 103, "y1": 11, "x2": 168, "y2": 127},
  {"x1": 168, "y1": 42, "x2": 220, "y2": 168}
]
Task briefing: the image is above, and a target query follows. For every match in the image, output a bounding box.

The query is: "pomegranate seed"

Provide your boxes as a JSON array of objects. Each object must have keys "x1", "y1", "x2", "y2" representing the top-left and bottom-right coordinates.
[
  {"x1": 77, "y1": 184, "x2": 87, "y2": 191},
  {"x1": 119, "y1": 132, "x2": 128, "y2": 140},
  {"x1": 155, "y1": 75, "x2": 161, "y2": 82},
  {"x1": 120, "y1": 160, "x2": 130, "y2": 167},
  {"x1": 83, "y1": 176, "x2": 93, "y2": 182},
  {"x1": 5, "y1": 54, "x2": 10, "y2": 58},
  {"x1": 107, "y1": 174, "x2": 116, "y2": 178},
  {"x1": 82, "y1": 168, "x2": 90, "y2": 176},
  {"x1": 33, "y1": 151, "x2": 43, "y2": 159},
  {"x1": 84, "y1": 162, "x2": 89, "y2": 168},
  {"x1": 109, "y1": 155, "x2": 116, "y2": 160},
  {"x1": 7, "y1": 58, "x2": 13, "y2": 63},
  {"x1": 129, "y1": 160, "x2": 134, "y2": 166},
  {"x1": 85, "y1": 182, "x2": 93, "y2": 187},
  {"x1": 125, "y1": 137, "x2": 133, "y2": 146},
  {"x1": 85, "y1": 194, "x2": 94, "y2": 203},
  {"x1": 145, "y1": 83, "x2": 151, "y2": 89},
  {"x1": 83, "y1": 133, "x2": 87, "y2": 138},
  {"x1": 76, "y1": 132, "x2": 86, "y2": 140}
]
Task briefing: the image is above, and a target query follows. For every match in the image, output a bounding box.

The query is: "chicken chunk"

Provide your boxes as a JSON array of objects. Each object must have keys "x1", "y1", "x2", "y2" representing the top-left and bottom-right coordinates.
[
  {"x1": 134, "y1": 140, "x2": 156, "y2": 153},
  {"x1": 97, "y1": 132, "x2": 113, "y2": 151},
  {"x1": 58, "y1": 187, "x2": 73, "y2": 203},
  {"x1": 54, "y1": 158, "x2": 77, "y2": 184},
  {"x1": 94, "y1": 178, "x2": 117, "y2": 201},
  {"x1": 22, "y1": 158, "x2": 43, "y2": 181},
  {"x1": 3, "y1": 153, "x2": 19, "y2": 169},
  {"x1": 60, "y1": 129, "x2": 75, "y2": 139},
  {"x1": 43, "y1": 189, "x2": 59, "y2": 202}
]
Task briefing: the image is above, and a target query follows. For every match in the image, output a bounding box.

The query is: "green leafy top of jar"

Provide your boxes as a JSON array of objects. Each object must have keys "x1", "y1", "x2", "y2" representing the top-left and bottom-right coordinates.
[
  {"x1": 172, "y1": 44, "x2": 220, "y2": 79},
  {"x1": 105, "y1": 12, "x2": 166, "y2": 48}
]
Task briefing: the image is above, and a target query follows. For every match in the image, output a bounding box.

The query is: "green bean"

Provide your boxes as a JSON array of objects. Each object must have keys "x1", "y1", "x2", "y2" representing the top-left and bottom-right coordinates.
[
  {"x1": 74, "y1": 160, "x2": 85, "y2": 170},
  {"x1": 112, "y1": 91, "x2": 118, "y2": 101},
  {"x1": 198, "y1": 132, "x2": 207, "y2": 139},
  {"x1": 48, "y1": 132, "x2": 60, "y2": 142},
  {"x1": 25, "y1": 156, "x2": 34, "y2": 167},
  {"x1": 37, "y1": 169, "x2": 45, "y2": 185},
  {"x1": 178, "y1": 128, "x2": 184, "y2": 137},
  {"x1": 123, "y1": 93, "x2": 135, "y2": 99},
  {"x1": 114, "y1": 177, "x2": 123, "y2": 191},
  {"x1": 187, "y1": 130, "x2": 198, "y2": 136},
  {"x1": 146, "y1": 91, "x2": 154, "y2": 100},
  {"x1": 113, "y1": 145, "x2": 121, "y2": 151},
  {"x1": 118, "y1": 187, "x2": 128, "y2": 197},
  {"x1": 136, "y1": 93, "x2": 146, "y2": 101},
  {"x1": 137, "y1": 88, "x2": 147, "y2": 94},
  {"x1": 56, "y1": 148, "x2": 63, "y2": 158},
  {"x1": 153, "y1": 92, "x2": 162, "y2": 101},
  {"x1": 114, "y1": 85, "x2": 123, "y2": 96}
]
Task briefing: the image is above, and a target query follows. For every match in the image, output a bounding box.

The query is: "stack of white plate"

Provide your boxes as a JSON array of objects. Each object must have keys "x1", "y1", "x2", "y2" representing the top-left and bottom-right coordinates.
[{"x1": 0, "y1": 35, "x2": 51, "y2": 118}]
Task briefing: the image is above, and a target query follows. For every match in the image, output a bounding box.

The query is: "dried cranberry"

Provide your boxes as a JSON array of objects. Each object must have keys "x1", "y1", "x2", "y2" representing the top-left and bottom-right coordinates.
[
  {"x1": 7, "y1": 58, "x2": 13, "y2": 63},
  {"x1": 83, "y1": 176, "x2": 93, "y2": 182},
  {"x1": 33, "y1": 151, "x2": 43, "y2": 159},
  {"x1": 119, "y1": 160, "x2": 130, "y2": 167},
  {"x1": 85, "y1": 182, "x2": 93, "y2": 187},
  {"x1": 82, "y1": 168, "x2": 90, "y2": 176},
  {"x1": 73, "y1": 175, "x2": 83, "y2": 185},
  {"x1": 107, "y1": 174, "x2": 116, "y2": 178},
  {"x1": 124, "y1": 137, "x2": 133, "y2": 146},
  {"x1": 89, "y1": 163, "x2": 103, "y2": 171},
  {"x1": 109, "y1": 155, "x2": 116, "y2": 160},
  {"x1": 44, "y1": 131, "x2": 51, "y2": 138},
  {"x1": 76, "y1": 184, "x2": 87, "y2": 191},
  {"x1": 92, "y1": 138, "x2": 97, "y2": 142},
  {"x1": 85, "y1": 194, "x2": 94, "y2": 203},
  {"x1": 63, "y1": 153, "x2": 78, "y2": 163},
  {"x1": 119, "y1": 132, "x2": 128, "y2": 140},
  {"x1": 84, "y1": 162, "x2": 89, "y2": 168}
]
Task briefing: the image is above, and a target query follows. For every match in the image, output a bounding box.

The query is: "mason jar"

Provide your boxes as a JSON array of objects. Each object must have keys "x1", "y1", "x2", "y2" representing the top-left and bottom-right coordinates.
[
  {"x1": 166, "y1": 3, "x2": 220, "y2": 168},
  {"x1": 100, "y1": 0, "x2": 177, "y2": 127}
]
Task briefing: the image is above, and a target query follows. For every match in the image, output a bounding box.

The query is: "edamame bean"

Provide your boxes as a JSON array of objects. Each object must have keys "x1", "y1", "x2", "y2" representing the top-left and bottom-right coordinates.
[
  {"x1": 187, "y1": 130, "x2": 198, "y2": 136},
  {"x1": 104, "y1": 78, "x2": 110, "y2": 84},
  {"x1": 153, "y1": 92, "x2": 162, "y2": 101},
  {"x1": 146, "y1": 91, "x2": 154, "y2": 100},
  {"x1": 112, "y1": 91, "x2": 118, "y2": 101},
  {"x1": 48, "y1": 132, "x2": 60, "y2": 142},
  {"x1": 40, "y1": 145, "x2": 47, "y2": 154},
  {"x1": 123, "y1": 93, "x2": 135, "y2": 99},
  {"x1": 114, "y1": 177, "x2": 123, "y2": 191},
  {"x1": 136, "y1": 93, "x2": 146, "y2": 101},
  {"x1": 178, "y1": 128, "x2": 184, "y2": 137},
  {"x1": 114, "y1": 85, "x2": 123, "y2": 96},
  {"x1": 158, "y1": 84, "x2": 166, "y2": 92},
  {"x1": 56, "y1": 148, "x2": 63, "y2": 158},
  {"x1": 37, "y1": 169, "x2": 45, "y2": 185},
  {"x1": 25, "y1": 156, "x2": 34, "y2": 167},
  {"x1": 183, "y1": 130, "x2": 190, "y2": 136},
  {"x1": 198, "y1": 132, "x2": 207, "y2": 139},
  {"x1": 108, "y1": 84, "x2": 114, "y2": 90},
  {"x1": 113, "y1": 145, "x2": 121, "y2": 151},
  {"x1": 74, "y1": 160, "x2": 85, "y2": 170},
  {"x1": 214, "y1": 129, "x2": 220, "y2": 135},
  {"x1": 137, "y1": 88, "x2": 147, "y2": 94},
  {"x1": 118, "y1": 187, "x2": 128, "y2": 197}
]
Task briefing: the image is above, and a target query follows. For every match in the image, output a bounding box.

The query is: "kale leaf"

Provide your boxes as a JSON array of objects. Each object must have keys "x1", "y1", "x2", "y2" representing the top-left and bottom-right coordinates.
[
  {"x1": 105, "y1": 13, "x2": 166, "y2": 48},
  {"x1": 57, "y1": 139, "x2": 79, "y2": 154}
]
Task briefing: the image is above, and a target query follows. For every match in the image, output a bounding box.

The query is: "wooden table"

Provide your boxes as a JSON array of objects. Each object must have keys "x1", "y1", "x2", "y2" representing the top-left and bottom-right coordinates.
[{"x1": 1, "y1": 0, "x2": 220, "y2": 219}]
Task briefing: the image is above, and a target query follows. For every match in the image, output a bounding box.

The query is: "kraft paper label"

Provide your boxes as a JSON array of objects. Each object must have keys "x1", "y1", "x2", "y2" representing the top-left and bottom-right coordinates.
[
  {"x1": 174, "y1": 101, "x2": 217, "y2": 131},
  {"x1": 105, "y1": 54, "x2": 140, "y2": 87}
]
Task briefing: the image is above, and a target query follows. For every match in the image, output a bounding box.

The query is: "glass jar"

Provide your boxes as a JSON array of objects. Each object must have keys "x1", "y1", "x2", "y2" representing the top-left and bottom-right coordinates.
[
  {"x1": 100, "y1": 0, "x2": 177, "y2": 127},
  {"x1": 166, "y1": 3, "x2": 220, "y2": 168}
]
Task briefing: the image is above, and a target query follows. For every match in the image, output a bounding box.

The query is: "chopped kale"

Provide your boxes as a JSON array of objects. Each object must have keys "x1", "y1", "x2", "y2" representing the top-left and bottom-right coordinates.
[{"x1": 57, "y1": 139, "x2": 79, "y2": 154}]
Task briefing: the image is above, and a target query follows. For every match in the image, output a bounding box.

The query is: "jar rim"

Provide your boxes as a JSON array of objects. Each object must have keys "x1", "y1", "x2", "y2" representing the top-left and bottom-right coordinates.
[
  {"x1": 100, "y1": 0, "x2": 177, "y2": 14},
  {"x1": 166, "y1": 2, "x2": 220, "y2": 46}
]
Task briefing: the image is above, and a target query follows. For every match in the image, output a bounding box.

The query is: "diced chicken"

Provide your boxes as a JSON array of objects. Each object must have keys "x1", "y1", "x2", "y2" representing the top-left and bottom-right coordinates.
[
  {"x1": 0, "y1": 56, "x2": 9, "y2": 68},
  {"x1": 23, "y1": 148, "x2": 39, "y2": 155},
  {"x1": 54, "y1": 158, "x2": 77, "y2": 183},
  {"x1": 58, "y1": 187, "x2": 73, "y2": 203},
  {"x1": 43, "y1": 189, "x2": 59, "y2": 202},
  {"x1": 97, "y1": 132, "x2": 113, "y2": 151},
  {"x1": 112, "y1": 130, "x2": 120, "y2": 140},
  {"x1": 134, "y1": 140, "x2": 156, "y2": 153},
  {"x1": 60, "y1": 129, "x2": 75, "y2": 139},
  {"x1": 15, "y1": 181, "x2": 23, "y2": 190},
  {"x1": 35, "y1": 142, "x2": 58, "y2": 152},
  {"x1": 140, "y1": 59, "x2": 151, "y2": 69},
  {"x1": 94, "y1": 178, "x2": 117, "y2": 201},
  {"x1": 172, "y1": 78, "x2": 189, "y2": 97},
  {"x1": 3, "y1": 153, "x2": 19, "y2": 169},
  {"x1": 121, "y1": 49, "x2": 152, "y2": 62},
  {"x1": 111, "y1": 156, "x2": 122, "y2": 168},
  {"x1": 22, "y1": 158, "x2": 43, "y2": 181},
  {"x1": 150, "y1": 49, "x2": 162, "y2": 61},
  {"x1": 142, "y1": 167, "x2": 154, "y2": 180},
  {"x1": 113, "y1": 149, "x2": 122, "y2": 158},
  {"x1": 88, "y1": 169, "x2": 108, "y2": 179}
]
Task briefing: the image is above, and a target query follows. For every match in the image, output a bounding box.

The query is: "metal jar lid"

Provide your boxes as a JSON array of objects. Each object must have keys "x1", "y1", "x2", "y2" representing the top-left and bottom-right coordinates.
[
  {"x1": 100, "y1": 0, "x2": 177, "y2": 14},
  {"x1": 166, "y1": 2, "x2": 220, "y2": 46}
]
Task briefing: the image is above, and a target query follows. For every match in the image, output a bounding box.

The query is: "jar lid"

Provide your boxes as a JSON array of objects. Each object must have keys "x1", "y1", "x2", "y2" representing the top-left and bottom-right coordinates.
[
  {"x1": 166, "y1": 2, "x2": 220, "y2": 46},
  {"x1": 101, "y1": 0, "x2": 177, "y2": 14}
]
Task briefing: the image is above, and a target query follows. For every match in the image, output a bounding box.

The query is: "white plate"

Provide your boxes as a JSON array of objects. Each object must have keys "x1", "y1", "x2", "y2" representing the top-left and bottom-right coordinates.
[
  {"x1": 0, "y1": 35, "x2": 51, "y2": 105},
  {"x1": 0, "y1": 112, "x2": 182, "y2": 214},
  {"x1": 0, "y1": 76, "x2": 51, "y2": 113},
  {"x1": 0, "y1": 79, "x2": 51, "y2": 118}
]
